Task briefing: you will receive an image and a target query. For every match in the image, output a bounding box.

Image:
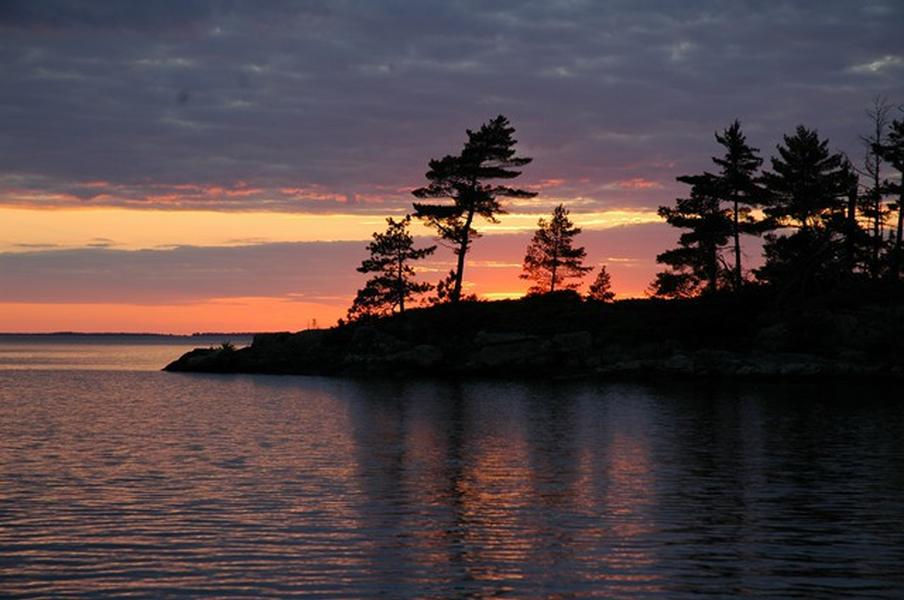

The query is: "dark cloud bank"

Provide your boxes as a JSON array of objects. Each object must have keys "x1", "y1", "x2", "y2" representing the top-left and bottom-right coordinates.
[
  {"x1": 2, "y1": 0, "x2": 903, "y2": 213},
  {"x1": 0, "y1": 1, "x2": 898, "y2": 308}
]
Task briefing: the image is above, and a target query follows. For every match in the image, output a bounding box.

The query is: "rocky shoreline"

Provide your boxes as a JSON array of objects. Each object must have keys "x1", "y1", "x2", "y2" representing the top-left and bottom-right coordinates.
[
  {"x1": 164, "y1": 332, "x2": 903, "y2": 380},
  {"x1": 163, "y1": 293, "x2": 904, "y2": 380}
]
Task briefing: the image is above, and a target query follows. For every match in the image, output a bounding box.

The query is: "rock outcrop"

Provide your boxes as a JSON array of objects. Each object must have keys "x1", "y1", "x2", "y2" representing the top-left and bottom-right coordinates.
[{"x1": 164, "y1": 291, "x2": 904, "y2": 380}]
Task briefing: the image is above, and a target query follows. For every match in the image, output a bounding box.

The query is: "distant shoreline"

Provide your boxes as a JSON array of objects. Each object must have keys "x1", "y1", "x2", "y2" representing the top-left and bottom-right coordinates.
[{"x1": 0, "y1": 332, "x2": 262, "y2": 338}]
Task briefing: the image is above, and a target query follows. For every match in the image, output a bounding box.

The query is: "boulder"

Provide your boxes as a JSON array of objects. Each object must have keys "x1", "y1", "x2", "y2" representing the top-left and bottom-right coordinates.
[
  {"x1": 349, "y1": 326, "x2": 406, "y2": 354},
  {"x1": 382, "y1": 344, "x2": 444, "y2": 369},
  {"x1": 663, "y1": 353, "x2": 693, "y2": 373},
  {"x1": 470, "y1": 338, "x2": 550, "y2": 369},
  {"x1": 164, "y1": 347, "x2": 218, "y2": 371},
  {"x1": 163, "y1": 346, "x2": 250, "y2": 372},
  {"x1": 474, "y1": 331, "x2": 538, "y2": 346},
  {"x1": 550, "y1": 331, "x2": 593, "y2": 353},
  {"x1": 251, "y1": 331, "x2": 294, "y2": 351}
]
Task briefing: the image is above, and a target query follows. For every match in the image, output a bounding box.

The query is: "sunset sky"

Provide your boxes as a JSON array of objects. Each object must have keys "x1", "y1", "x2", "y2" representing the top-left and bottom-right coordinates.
[{"x1": 2, "y1": 1, "x2": 903, "y2": 332}]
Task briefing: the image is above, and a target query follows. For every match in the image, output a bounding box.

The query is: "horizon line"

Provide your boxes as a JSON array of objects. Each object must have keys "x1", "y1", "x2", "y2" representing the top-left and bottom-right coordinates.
[{"x1": 0, "y1": 331, "x2": 267, "y2": 337}]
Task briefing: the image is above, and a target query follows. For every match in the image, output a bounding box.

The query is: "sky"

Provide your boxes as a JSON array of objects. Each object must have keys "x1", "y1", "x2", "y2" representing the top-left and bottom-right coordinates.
[{"x1": 1, "y1": 0, "x2": 903, "y2": 332}]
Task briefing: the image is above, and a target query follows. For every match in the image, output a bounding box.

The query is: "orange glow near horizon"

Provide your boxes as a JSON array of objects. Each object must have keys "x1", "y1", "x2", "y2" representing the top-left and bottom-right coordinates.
[
  {"x1": 0, "y1": 269, "x2": 652, "y2": 334},
  {"x1": 0, "y1": 298, "x2": 347, "y2": 334},
  {"x1": 1, "y1": 204, "x2": 662, "y2": 333}
]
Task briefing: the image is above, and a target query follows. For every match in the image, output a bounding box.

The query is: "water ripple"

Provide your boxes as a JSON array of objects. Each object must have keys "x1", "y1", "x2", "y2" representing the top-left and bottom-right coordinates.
[{"x1": 1, "y1": 372, "x2": 903, "y2": 597}]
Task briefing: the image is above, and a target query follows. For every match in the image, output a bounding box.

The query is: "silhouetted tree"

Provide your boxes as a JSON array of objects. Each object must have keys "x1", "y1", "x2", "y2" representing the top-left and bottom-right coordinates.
[
  {"x1": 587, "y1": 265, "x2": 615, "y2": 302},
  {"x1": 875, "y1": 113, "x2": 904, "y2": 280},
  {"x1": 757, "y1": 126, "x2": 857, "y2": 292},
  {"x1": 839, "y1": 159, "x2": 869, "y2": 275},
  {"x1": 859, "y1": 97, "x2": 892, "y2": 278},
  {"x1": 711, "y1": 120, "x2": 764, "y2": 289},
  {"x1": 521, "y1": 204, "x2": 591, "y2": 294},
  {"x1": 422, "y1": 269, "x2": 477, "y2": 305},
  {"x1": 412, "y1": 115, "x2": 536, "y2": 303},
  {"x1": 347, "y1": 216, "x2": 436, "y2": 320},
  {"x1": 651, "y1": 174, "x2": 733, "y2": 297}
]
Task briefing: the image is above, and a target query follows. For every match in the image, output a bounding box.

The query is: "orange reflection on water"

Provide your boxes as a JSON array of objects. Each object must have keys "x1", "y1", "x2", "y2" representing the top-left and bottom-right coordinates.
[
  {"x1": 587, "y1": 428, "x2": 663, "y2": 595},
  {"x1": 0, "y1": 377, "x2": 375, "y2": 594},
  {"x1": 455, "y1": 409, "x2": 534, "y2": 585}
]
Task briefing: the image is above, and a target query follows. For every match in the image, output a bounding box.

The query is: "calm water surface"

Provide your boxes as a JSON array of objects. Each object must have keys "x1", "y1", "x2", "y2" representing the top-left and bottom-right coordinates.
[{"x1": 1, "y1": 337, "x2": 903, "y2": 597}]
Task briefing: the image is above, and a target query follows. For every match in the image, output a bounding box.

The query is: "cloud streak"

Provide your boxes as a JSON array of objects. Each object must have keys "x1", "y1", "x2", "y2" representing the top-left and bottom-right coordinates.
[{"x1": 0, "y1": 224, "x2": 685, "y2": 306}]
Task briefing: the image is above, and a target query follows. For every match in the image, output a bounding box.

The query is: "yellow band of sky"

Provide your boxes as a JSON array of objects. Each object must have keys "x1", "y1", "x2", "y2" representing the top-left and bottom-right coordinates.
[{"x1": 0, "y1": 206, "x2": 660, "y2": 252}]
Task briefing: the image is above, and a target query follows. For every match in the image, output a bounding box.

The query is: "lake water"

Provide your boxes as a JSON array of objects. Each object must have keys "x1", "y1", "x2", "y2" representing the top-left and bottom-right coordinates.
[{"x1": 1, "y1": 336, "x2": 903, "y2": 597}]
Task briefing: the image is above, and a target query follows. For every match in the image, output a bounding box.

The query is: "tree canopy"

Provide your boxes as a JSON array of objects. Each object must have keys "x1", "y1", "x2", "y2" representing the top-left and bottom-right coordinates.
[
  {"x1": 711, "y1": 120, "x2": 764, "y2": 289},
  {"x1": 587, "y1": 265, "x2": 615, "y2": 302},
  {"x1": 761, "y1": 126, "x2": 851, "y2": 230},
  {"x1": 412, "y1": 115, "x2": 536, "y2": 303},
  {"x1": 650, "y1": 121, "x2": 764, "y2": 298},
  {"x1": 875, "y1": 115, "x2": 904, "y2": 279},
  {"x1": 756, "y1": 126, "x2": 858, "y2": 292},
  {"x1": 651, "y1": 174, "x2": 733, "y2": 298},
  {"x1": 347, "y1": 216, "x2": 436, "y2": 320},
  {"x1": 859, "y1": 98, "x2": 892, "y2": 278},
  {"x1": 521, "y1": 204, "x2": 592, "y2": 294}
]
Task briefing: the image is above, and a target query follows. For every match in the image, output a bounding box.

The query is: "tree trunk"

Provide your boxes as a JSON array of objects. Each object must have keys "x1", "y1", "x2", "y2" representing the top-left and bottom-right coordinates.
[
  {"x1": 846, "y1": 185, "x2": 857, "y2": 275},
  {"x1": 709, "y1": 241, "x2": 718, "y2": 294},
  {"x1": 873, "y1": 189, "x2": 881, "y2": 278},
  {"x1": 896, "y1": 190, "x2": 904, "y2": 279},
  {"x1": 451, "y1": 208, "x2": 476, "y2": 302},
  {"x1": 870, "y1": 114, "x2": 882, "y2": 279},
  {"x1": 733, "y1": 197, "x2": 742, "y2": 290},
  {"x1": 451, "y1": 242, "x2": 467, "y2": 302},
  {"x1": 872, "y1": 176, "x2": 882, "y2": 279},
  {"x1": 397, "y1": 251, "x2": 405, "y2": 313}
]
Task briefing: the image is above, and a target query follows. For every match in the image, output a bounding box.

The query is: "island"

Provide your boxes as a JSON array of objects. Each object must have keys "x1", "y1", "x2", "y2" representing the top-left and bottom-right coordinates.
[{"x1": 164, "y1": 290, "x2": 904, "y2": 379}]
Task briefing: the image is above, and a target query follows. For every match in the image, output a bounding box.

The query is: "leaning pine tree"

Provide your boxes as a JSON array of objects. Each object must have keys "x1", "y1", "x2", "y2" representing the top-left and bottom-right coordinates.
[
  {"x1": 413, "y1": 115, "x2": 536, "y2": 303},
  {"x1": 520, "y1": 204, "x2": 592, "y2": 294},
  {"x1": 347, "y1": 216, "x2": 436, "y2": 321}
]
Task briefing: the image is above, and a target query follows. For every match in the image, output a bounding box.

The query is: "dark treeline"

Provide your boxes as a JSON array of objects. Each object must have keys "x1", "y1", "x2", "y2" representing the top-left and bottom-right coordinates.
[
  {"x1": 346, "y1": 103, "x2": 904, "y2": 322},
  {"x1": 653, "y1": 101, "x2": 904, "y2": 301}
]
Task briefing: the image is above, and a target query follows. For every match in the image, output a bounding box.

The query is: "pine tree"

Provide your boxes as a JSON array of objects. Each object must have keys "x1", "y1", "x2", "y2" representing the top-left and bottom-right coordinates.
[
  {"x1": 711, "y1": 120, "x2": 764, "y2": 289},
  {"x1": 839, "y1": 159, "x2": 868, "y2": 275},
  {"x1": 587, "y1": 265, "x2": 615, "y2": 302},
  {"x1": 347, "y1": 216, "x2": 436, "y2": 320},
  {"x1": 651, "y1": 174, "x2": 733, "y2": 298},
  {"x1": 520, "y1": 204, "x2": 592, "y2": 294},
  {"x1": 875, "y1": 116, "x2": 904, "y2": 280},
  {"x1": 422, "y1": 269, "x2": 477, "y2": 305},
  {"x1": 757, "y1": 126, "x2": 857, "y2": 291},
  {"x1": 859, "y1": 97, "x2": 892, "y2": 278},
  {"x1": 412, "y1": 115, "x2": 536, "y2": 303},
  {"x1": 761, "y1": 126, "x2": 851, "y2": 230}
]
